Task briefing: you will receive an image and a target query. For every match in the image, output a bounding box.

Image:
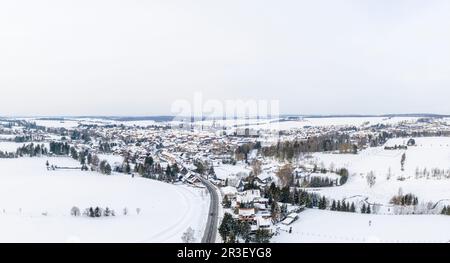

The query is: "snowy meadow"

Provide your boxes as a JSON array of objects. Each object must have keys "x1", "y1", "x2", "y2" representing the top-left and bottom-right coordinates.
[{"x1": 0, "y1": 156, "x2": 209, "y2": 243}]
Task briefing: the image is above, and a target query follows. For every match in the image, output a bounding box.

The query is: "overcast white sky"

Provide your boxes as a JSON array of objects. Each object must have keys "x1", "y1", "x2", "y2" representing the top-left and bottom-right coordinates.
[{"x1": 1, "y1": 0, "x2": 450, "y2": 116}]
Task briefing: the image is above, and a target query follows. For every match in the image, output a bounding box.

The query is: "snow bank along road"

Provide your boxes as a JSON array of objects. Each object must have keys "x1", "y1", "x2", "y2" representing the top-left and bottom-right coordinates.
[{"x1": 198, "y1": 175, "x2": 219, "y2": 243}]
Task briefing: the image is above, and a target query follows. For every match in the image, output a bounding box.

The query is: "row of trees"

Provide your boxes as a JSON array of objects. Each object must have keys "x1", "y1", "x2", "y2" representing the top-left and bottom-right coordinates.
[
  {"x1": 0, "y1": 151, "x2": 15, "y2": 158},
  {"x1": 71, "y1": 206, "x2": 141, "y2": 217},
  {"x1": 360, "y1": 203, "x2": 372, "y2": 214},
  {"x1": 133, "y1": 155, "x2": 182, "y2": 182},
  {"x1": 49, "y1": 141, "x2": 71, "y2": 155},
  {"x1": 441, "y1": 206, "x2": 450, "y2": 215},
  {"x1": 98, "y1": 142, "x2": 116, "y2": 153},
  {"x1": 16, "y1": 143, "x2": 48, "y2": 157},
  {"x1": 414, "y1": 167, "x2": 450, "y2": 180},
  {"x1": 69, "y1": 130, "x2": 91, "y2": 142},
  {"x1": 235, "y1": 142, "x2": 261, "y2": 163},
  {"x1": 276, "y1": 165, "x2": 349, "y2": 190},
  {"x1": 259, "y1": 130, "x2": 450, "y2": 162},
  {"x1": 390, "y1": 192, "x2": 419, "y2": 206},
  {"x1": 330, "y1": 200, "x2": 358, "y2": 213},
  {"x1": 13, "y1": 135, "x2": 33, "y2": 143},
  {"x1": 64, "y1": 146, "x2": 112, "y2": 175},
  {"x1": 261, "y1": 133, "x2": 356, "y2": 161},
  {"x1": 108, "y1": 152, "x2": 188, "y2": 183},
  {"x1": 302, "y1": 176, "x2": 335, "y2": 188},
  {"x1": 99, "y1": 160, "x2": 112, "y2": 175},
  {"x1": 264, "y1": 183, "x2": 365, "y2": 215},
  {"x1": 266, "y1": 184, "x2": 323, "y2": 211}
]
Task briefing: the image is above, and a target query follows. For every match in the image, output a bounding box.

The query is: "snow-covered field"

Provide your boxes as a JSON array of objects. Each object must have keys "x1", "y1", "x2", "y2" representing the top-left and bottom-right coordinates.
[
  {"x1": 0, "y1": 157, "x2": 209, "y2": 243},
  {"x1": 272, "y1": 136, "x2": 450, "y2": 243},
  {"x1": 97, "y1": 154, "x2": 124, "y2": 164},
  {"x1": 19, "y1": 118, "x2": 161, "y2": 129},
  {"x1": 0, "y1": 134, "x2": 16, "y2": 140},
  {"x1": 246, "y1": 117, "x2": 419, "y2": 131},
  {"x1": 214, "y1": 164, "x2": 251, "y2": 181},
  {"x1": 305, "y1": 137, "x2": 450, "y2": 206},
  {"x1": 0, "y1": 142, "x2": 28, "y2": 152},
  {"x1": 273, "y1": 209, "x2": 450, "y2": 243},
  {"x1": 17, "y1": 116, "x2": 422, "y2": 131},
  {"x1": 32, "y1": 119, "x2": 81, "y2": 128}
]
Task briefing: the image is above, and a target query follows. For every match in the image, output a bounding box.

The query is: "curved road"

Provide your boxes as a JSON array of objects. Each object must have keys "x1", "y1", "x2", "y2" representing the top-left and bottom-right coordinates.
[{"x1": 198, "y1": 175, "x2": 219, "y2": 243}]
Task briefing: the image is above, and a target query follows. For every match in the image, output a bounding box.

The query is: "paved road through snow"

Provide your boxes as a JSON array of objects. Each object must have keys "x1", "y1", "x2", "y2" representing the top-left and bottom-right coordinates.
[{"x1": 198, "y1": 175, "x2": 219, "y2": 243}]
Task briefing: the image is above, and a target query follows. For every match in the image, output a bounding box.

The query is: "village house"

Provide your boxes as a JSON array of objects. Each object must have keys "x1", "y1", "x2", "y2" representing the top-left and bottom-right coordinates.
[
  {"x1": 281, "y1": 213, "x2": 299, "y2": 226},
  {"x1": 238, "y1": 208, "x2": 256, "y2": 222}
]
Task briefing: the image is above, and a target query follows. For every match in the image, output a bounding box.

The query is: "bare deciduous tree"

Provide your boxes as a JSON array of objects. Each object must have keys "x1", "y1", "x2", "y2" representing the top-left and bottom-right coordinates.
[
  {"x1": 251, "y1": 160, "x2": 262, "y2": 176},
  {"x1": 366, "y1": 171, "x2": 376, "y2": 188},
  {"x1": 181, "y1": 227, "x2": 196, "y2": 243},
  {"x1": 276, "y1": 164, "x2": 293, "y2": 187}
]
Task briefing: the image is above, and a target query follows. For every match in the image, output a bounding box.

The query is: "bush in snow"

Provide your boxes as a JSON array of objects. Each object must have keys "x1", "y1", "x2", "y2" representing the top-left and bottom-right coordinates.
[
  {"x1": 401, "y1": 153, "x2": 406, "y2": 171},
  {"x1": 441, "y1": 206, "x2": 450, "y2": 215},
  {"x1": 104, "y1": 207, "x2": 111, "y2": 217},
  {"x1": 366, "y1": 171, "x2": 376, "y2": 188},
  {"x1": 338, "y1": 168, "x2": 349, "y2": 185},
  {"x1": 361, "y1": 203, "x2": 371, "y2": 214},
  {"x1": 89, "y1": 207, "x2": 95, "y2": 217},
  {"x1": 94, "y1": 207, "x2": 103, "y2": 217},
  {"x1": 181, "y1": 227, "x2": 196, "y2": 243},
  {"x1": 304, "y1": 176, "x2": 334, "y2": 188},
  {"x1": 71, "y1": 207, "x2": 81, "y2": 217},
  {"x1": 390, "y1": 193, "x2": 418, "y2": 206},
  {"x1": 99, "y1": 160, "x2": 112, "y2": 175},
  {"x1": 386, "y1": 167, "x2": 392, "y2": 181}
]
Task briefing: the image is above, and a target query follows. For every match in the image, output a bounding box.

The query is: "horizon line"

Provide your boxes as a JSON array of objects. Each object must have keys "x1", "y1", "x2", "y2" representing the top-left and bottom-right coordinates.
[{"x1": 1, "y1": 113, "x2": 449, "y2": 120}]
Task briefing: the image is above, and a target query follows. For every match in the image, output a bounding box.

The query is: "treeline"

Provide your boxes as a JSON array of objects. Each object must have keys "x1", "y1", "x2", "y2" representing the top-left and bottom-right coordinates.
[
  {"x1": 9, "y1": 121, "x2": 47, "y2": 131},
  {"x1": 49, "y1": 142, "x2": 71, "y2": 155},
  {"x1": 234, "y1": 142, "x2": 261, "y2": 162},
  {"x1": 69, "y1": 130, "x2": 91, "y2": 142},
  {"x1": 48, "y1": 141, "x2": 113, "y2": 175},
  {"x1": 441, "y1": 206, "x2": 450, "y2": 216},
  {"x1": 14, "y1": 135, "x2": 33, "y2": 143},
  {"x1": 16, "y1": 143, "x2": 48, "y2": 157},
  {"x1": 264, "y1": 183, "x2": 362, "y2": 214},
  {"x1": 330, "y1": 200, "x2": 358, "y2": 213},
  {"x1": 414, "y1": 167, "x2": 450, "y2": 180},
  {"x1": 294, "y1": 168, "x2": 348, "y2": 188},
  {"x1": 385, "y1": 129, "x2": 450, "y2": 138},
  {"x1": 360, "y1": 203, "x2": 372, "y2": 214},
  {"x1": 261, "y1": 133, "x2": 356, "y2": 161},
  {"x1": 1, "y1": 143, "x2": 49, "y2": 158},
  {"x1": 0, "y1": 143, "x2": 48, "y2": 159},
  {"x1": 259, "y1": 129, "x2": 450, "y2": 162},
  {"x1": 390, "y1": 193, "x2": 419, "y2": 206},
  {"x1": 0, "y1": 151, "x2": 16, "y2": 158},
  {"x1": 71, "y1": 206, "x2": 140, "y2": 217},
  {"x1": 265, "y1": 183, "x2": 324, "y2": 210},
  {"x1": 302, "y1": 176, "x2": 334, "y2": 188},
  {"x1": 99, "y1": 142, "x2": 116, "y2": 153},
  {"x1": 133, "y1": 155, "x2": 181, "y2": 182}
]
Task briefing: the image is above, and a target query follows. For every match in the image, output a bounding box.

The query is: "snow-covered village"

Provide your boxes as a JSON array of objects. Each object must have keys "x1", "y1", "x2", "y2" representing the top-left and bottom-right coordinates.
[
  {"x1": 1, "y1": 115, "x2": 450, "y2": 243},
  {"x1": 3, "y1": 1, "x2": 450, "y2": 255}
]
